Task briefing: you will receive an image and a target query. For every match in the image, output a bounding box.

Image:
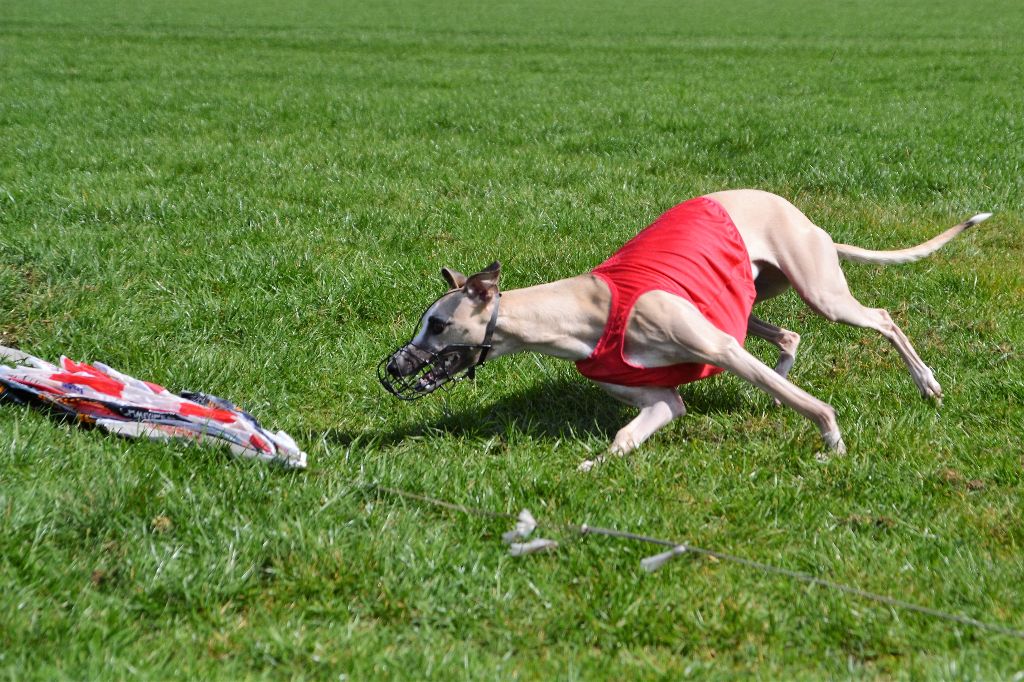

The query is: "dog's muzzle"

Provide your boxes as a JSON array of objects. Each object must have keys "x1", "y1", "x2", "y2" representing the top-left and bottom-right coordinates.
[
  {"x1": 377, "y1": 295, "x2": 501, "y2": 401},
  {"x1": 377, "y1": 343, "x2": 487, "y2": 400}
]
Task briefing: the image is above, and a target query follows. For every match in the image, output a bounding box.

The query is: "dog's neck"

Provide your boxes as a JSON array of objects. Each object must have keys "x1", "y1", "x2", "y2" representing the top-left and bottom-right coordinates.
[{"x1": 489, "y1": 275, "x2": 609, "y2": 362}]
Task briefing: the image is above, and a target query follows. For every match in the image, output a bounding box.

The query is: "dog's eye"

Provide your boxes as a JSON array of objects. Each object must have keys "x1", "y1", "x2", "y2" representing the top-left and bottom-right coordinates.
[{"x1": 427, "y1": 317, "x2": 449, "y2": 335}]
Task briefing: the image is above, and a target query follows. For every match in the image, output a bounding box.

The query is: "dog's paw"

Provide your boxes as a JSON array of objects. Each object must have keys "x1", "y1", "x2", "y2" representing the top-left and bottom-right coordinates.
[
  {"x1": 923, "y1": 383, "x2": 943, "y2": 405},
  {"x1": 577, "y1": 458, "x2": 600, "y2": 473},
  {"x1": 822, "y1": 430, "x2": 846, "y2": 455},
  {"x1": 918, "y1": 369, "x2": 943, "y2": 404}
]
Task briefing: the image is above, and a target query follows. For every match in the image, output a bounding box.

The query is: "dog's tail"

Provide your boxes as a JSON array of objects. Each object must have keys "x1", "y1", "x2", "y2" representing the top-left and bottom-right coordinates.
[{"x1": 835, "y1": 213, "x2": 992, "y2": 265}]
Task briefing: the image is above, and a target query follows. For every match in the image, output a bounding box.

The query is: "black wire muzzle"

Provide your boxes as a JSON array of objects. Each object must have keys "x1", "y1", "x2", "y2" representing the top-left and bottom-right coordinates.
[{"x1": 378, "y1": 294, "x2": 500, "y2": 401}]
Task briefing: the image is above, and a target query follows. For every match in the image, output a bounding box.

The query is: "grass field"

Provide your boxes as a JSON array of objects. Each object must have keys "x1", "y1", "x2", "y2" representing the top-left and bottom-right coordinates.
[{"x1": 2, "y1": 0, "x2": 1023, "y2": 678}]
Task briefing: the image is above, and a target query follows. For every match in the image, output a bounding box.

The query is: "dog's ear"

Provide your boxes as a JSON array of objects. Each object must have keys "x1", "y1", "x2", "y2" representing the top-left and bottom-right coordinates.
[
  {"x1": 441, "y1": 267, "x2": 467, "y2": 289},
  {"x1": 464, "y1": 262, "x2": 501, "y2": 302}
]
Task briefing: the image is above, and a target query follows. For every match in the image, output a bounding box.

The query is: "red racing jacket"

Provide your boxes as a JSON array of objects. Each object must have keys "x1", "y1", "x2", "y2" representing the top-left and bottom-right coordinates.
[{"x1": 575, "y1": 196, "x2": 756, "y2": 388}]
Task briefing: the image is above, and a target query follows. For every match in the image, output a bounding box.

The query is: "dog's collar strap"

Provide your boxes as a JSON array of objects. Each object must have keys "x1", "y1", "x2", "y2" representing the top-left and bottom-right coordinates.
[{"x1": 467, "y1": 293, "x2": 501, "y2": 379}]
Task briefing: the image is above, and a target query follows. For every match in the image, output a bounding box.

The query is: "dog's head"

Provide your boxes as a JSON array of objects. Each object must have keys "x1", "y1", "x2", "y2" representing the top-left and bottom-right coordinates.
[{"x1": 378, "y1": 262, "x2": 501, "y2": 400}]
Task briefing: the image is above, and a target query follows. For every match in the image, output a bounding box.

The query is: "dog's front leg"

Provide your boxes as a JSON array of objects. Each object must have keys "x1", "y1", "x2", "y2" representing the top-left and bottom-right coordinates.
[
  {"x1": 629, "y1": 292, "x2": 845, "y2": 455},
  {"x1": 577, "y1": 384, "x2": 685, "y2": 472}
]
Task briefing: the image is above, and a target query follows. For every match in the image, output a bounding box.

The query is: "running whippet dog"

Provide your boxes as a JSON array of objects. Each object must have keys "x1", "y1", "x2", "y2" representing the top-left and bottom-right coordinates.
[{"x1": 380, "y1": 189, "x2": 991, "y2": 471}]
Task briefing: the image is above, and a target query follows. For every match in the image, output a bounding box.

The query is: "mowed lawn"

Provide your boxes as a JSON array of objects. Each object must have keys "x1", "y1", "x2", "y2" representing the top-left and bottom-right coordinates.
[{"x1": 2, "y1": 0, "x2": 1023, "y2": 678}]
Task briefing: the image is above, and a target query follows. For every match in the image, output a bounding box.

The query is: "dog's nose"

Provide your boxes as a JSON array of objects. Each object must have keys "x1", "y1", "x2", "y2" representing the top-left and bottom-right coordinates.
[{"x1": 386, "y1": 357, "x2": 401, "y2": 377}]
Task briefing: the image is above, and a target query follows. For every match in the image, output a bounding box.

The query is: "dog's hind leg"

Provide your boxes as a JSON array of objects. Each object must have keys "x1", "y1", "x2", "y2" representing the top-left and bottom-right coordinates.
[
  {"x1": 775, "y1": 230, "x2": 942, "y2": 402},
  {"x1": 747, "y1": 315, "x2": 800, "y2": 379},
  {"x1": 578, "y1": 384, "x2": 685, "y2": 472}
]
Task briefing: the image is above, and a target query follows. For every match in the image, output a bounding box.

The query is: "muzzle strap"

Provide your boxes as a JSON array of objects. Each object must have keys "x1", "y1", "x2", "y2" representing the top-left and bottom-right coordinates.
[{"x1": 468, "y1": 293, "x2": 501, "y2": 379}]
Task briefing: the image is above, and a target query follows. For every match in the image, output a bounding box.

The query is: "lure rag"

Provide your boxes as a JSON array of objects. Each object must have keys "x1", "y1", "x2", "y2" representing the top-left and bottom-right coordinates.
[{"x1": 0, "y1": 345, "x2": 306, "y2": 469}]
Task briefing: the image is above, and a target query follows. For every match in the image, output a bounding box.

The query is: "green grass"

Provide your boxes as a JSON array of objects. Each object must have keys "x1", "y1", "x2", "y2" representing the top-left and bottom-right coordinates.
[{"x1": 2, "y1": 0, "x2": 1023, "y2": 677}]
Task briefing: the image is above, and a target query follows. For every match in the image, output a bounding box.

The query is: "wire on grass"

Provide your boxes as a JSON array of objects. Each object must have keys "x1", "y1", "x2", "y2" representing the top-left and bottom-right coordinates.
[{"x1": 367, "y1": 482, "x2": 1024, "y2": 641}]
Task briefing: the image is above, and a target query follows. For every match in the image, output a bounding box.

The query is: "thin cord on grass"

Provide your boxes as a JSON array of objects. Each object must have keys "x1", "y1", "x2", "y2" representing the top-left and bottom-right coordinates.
[
  {"x1": 368, "y1": 482, "x2": 1024, "y2": 641},
  {"x1": 373, "y1": 484, "x2": 515, "y2": 521},
  {"x1": 567, "y1": 523, "x2": 1024, "y2": 641}
]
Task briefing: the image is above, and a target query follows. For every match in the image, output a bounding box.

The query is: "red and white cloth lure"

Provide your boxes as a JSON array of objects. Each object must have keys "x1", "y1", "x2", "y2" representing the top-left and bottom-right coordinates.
[{"x1": 0, "y1": 346, "x2": 307, "y2": 469}]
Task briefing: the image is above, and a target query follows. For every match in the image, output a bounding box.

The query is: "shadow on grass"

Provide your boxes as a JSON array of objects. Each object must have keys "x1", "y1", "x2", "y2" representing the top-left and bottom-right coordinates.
[{"x1": 323, "y1": 374, "x2": 750, "y2": 450}]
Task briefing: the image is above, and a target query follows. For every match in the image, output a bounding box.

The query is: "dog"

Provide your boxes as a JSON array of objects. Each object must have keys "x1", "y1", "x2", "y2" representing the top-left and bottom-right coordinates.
[{"x1": 380, "y1": 189, "x2": 990, "y2": 471}]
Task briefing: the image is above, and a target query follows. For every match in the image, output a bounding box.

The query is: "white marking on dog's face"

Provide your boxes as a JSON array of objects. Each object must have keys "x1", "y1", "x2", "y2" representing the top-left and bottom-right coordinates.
[{"x1": 411, "y1": 289, "x2": 488, "y2": 352}]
